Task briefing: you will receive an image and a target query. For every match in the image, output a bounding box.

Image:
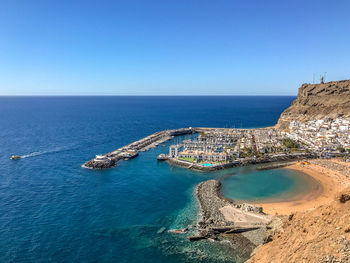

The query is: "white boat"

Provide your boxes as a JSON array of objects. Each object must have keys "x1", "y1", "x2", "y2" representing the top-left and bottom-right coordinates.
[
  {"x1": 157, "y1": 154, "x2": 168, "y2": 161},
  {"x1": 94, "y1": 155, "x2": 110, "y2": 162},
  {"x1": 11, "y1": 155, "x2": 21, "y2": 160}
]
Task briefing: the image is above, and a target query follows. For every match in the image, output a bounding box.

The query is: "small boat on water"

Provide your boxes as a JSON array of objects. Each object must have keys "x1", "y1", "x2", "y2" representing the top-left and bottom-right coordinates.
[
  {"x1": 157, "y1": 154, "x2": 168, "y2": 161},
  {"x1": 11, "y1": 155, "x2": 21, "y2": 160}
]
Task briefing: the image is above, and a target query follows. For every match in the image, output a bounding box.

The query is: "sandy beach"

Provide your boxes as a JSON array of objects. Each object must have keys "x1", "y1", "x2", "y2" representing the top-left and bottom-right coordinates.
[
  {"x1": 331, "y1": 158, "x2": 350, "y2": 167},
  {"x1": 256, "y1": 161, "x2": 348, "y2": 215}
]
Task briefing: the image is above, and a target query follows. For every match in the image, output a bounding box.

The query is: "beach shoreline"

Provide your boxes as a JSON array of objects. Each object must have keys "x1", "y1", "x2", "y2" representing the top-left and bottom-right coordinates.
[
  {"x1": 254, "y1": 161, "x2": 347, "y2": 215},
  {"x1": 192, "y1": 159, "x2": 349, "y2": 233},
  {"x1": 247, "y1": 159, "x2": 350, "y2": 263},
  {"x1": 190, "y1": 158, "x2": 350, "y2": 261}
]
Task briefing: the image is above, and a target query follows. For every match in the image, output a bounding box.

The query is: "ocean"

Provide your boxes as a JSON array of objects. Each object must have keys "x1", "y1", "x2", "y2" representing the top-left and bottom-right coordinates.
[{"x1": 0, "y1": 96, "x2": 302, "y2": 263}]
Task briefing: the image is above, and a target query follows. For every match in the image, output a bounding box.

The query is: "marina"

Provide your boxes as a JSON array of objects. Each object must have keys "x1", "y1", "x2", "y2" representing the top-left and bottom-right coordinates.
[{"x1": 83, "y1": 126, "x2": 321, "y2": 170}]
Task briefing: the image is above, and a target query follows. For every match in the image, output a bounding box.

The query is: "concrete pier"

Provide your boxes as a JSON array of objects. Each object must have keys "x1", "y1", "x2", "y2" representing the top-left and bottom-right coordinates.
[{"x1": 82, "y1": 127, "x2": 195, "y2": 169}]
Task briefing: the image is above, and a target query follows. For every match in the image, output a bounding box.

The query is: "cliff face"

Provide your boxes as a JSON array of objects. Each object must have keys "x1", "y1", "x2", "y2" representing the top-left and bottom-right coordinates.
[{"x1": 276, "y1": 80, "x2": 350, "y2": 129}]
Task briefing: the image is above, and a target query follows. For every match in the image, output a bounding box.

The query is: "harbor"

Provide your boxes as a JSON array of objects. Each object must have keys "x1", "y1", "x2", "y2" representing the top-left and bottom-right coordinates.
[
  {"x1": 83, "y1": 118, "x2": 348, "y2": 171},
  {"x1": 162, "y1": 126, "x2": 318, "y2": 171},
  {"x1": 83, "y1": 126, "x2": 320, "y2": 170},
  {"x1": 82, "y1": 127, "x2": 195, "y2": 169}
]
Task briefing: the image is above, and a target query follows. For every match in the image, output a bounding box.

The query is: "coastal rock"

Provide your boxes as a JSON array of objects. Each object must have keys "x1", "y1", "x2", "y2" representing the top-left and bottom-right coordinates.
[
  {"x1": 339, "y1": 190, "x2": 350, "y2": 203},
  {"x1": 236, "y1": 203, "x2": 263, "y2": 213},
  {"x1": 276, "y1": 80, "x2": 350, "y2": 129},
  {"x1": 262, "y1": 216, "x2": 284, "y2": 244}
]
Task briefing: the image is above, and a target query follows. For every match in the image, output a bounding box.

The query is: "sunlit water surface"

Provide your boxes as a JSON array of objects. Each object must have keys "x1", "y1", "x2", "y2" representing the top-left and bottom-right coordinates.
[{"x1": 0, "y1": 96, "x2": 308, "y2": 263}]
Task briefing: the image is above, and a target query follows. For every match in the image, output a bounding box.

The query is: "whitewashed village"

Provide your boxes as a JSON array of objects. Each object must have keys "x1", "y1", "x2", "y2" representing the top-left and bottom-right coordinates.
[
  {"x1": 162, "y1": 118, "x2": 350, "y2": 169},
  {"x1": 287, "y1": 118, "x2": 350, "y2": 152}
]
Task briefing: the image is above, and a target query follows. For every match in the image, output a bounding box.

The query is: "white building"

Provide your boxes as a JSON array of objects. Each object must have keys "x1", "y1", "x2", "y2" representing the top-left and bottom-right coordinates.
[{"x1": 169, "y1": 145, "x2": 181, "y2": 158}]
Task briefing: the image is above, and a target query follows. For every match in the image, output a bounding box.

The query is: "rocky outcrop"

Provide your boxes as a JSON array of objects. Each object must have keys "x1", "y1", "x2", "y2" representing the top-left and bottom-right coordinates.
[
  {"x1": 339, "y1": 189, "x2": 350, "y2": 203},
  {"x1": 277, "y1": 80, "x2": 350, "y2": 129}
]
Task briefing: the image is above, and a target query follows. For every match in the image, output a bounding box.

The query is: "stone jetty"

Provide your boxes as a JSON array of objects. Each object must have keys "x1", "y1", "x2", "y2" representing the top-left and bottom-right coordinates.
[
  {"x1": 188, "y1": 180, "x2": 272, "y2": 254},
  {"x1": 82, "y1": 127, "x2": 195, "y2": 169}
]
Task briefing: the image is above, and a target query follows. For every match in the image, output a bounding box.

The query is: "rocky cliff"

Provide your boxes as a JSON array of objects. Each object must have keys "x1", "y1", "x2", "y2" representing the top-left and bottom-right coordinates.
[{"x1": 276, "y1": 80, "x2": 350, "y2": 129}]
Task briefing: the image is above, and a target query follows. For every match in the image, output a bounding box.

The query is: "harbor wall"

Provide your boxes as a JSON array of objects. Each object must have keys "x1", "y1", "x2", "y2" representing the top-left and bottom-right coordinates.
[{"x1": 83, "y1": 127, "x2": 195, "y2": 169}]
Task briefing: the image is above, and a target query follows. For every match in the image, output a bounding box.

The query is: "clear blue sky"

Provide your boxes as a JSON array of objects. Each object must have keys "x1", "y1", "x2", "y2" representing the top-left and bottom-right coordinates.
[{"x1": 1, "y1": 0, "x2": 349, "y2": 95}]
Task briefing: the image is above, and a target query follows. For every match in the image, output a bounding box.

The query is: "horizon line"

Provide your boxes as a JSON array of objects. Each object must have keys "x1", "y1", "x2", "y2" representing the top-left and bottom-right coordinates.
[{"x1": 0, "y1": 94, "x2": 297, "y2": 97}]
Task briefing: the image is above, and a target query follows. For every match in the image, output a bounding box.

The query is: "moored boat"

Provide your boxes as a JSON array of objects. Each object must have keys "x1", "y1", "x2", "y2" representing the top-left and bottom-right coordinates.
[{"x1": 157, "y1": 154, "x2": 168, "y2": 161}]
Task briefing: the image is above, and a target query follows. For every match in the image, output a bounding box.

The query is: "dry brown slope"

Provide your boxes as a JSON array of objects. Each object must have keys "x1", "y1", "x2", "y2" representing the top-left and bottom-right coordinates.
[
  {"x1": 277, "y1": 79, "x2": 350, "y2": 129},
  {"x1": 248, "y1": 188, "x2": 350, "y2": 263}
]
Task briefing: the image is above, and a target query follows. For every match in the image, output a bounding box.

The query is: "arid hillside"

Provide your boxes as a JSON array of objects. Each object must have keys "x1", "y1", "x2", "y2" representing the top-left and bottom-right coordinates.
[
  {"x1": 248, "y1": 188, "x2": 350, "y2": 263},
  {"x1": 277, "y1": 80, "x2": 350, "y2": 129}
]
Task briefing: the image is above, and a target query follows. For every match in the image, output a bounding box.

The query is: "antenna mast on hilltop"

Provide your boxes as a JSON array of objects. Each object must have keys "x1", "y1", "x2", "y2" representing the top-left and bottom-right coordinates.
[
  {"x1": 320, "y1": 72, "x2": 327, "y2": 84},
  {"x1": 313, "y1": 73, "x2": 315, "y2": 84}
]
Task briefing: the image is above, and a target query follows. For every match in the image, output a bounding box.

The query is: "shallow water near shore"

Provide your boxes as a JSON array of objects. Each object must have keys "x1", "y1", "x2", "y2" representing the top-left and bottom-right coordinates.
[
  {"x1": 0, "y1": 96, "x2": 301, "y2": 263},
  {"x1": 221, "y1": 167, "x2": 320, "y2": 203}
]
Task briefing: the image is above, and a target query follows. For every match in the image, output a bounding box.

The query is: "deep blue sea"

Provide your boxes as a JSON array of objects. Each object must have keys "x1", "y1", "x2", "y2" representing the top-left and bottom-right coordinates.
[{"x1": 0, "y1": 96, "x2": 302, "y2": 263}]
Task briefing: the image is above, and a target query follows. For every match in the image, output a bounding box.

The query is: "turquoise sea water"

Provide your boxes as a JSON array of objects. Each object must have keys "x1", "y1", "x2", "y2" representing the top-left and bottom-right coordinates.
[
  {"x1": 0, "y1": 96, "x2": 307, "y2": 263},
  {"x1": 221, "y1": 167, "x2": 318, "y2": 202}
]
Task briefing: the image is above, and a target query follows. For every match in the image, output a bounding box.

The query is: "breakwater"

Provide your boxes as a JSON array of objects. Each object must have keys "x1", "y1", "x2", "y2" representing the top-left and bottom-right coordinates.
[
  {"x1": 189, "y1": 180, "x2": 272, "y2": 257},
  {"x1": 82, "y1": 127, "x2": 195, "y2": 169}
]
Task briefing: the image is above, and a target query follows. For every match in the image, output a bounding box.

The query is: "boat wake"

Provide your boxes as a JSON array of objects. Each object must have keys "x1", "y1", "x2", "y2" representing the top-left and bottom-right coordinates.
[
  {"x1": 20, "y1": 151, "x2": 48, "y2": 158},
  {"x1": 14, "y1": 138, "x2": 116, "y2": 161},
  {"x1": 18, "y1": 146, "x2": 75, "y2": 159}
]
